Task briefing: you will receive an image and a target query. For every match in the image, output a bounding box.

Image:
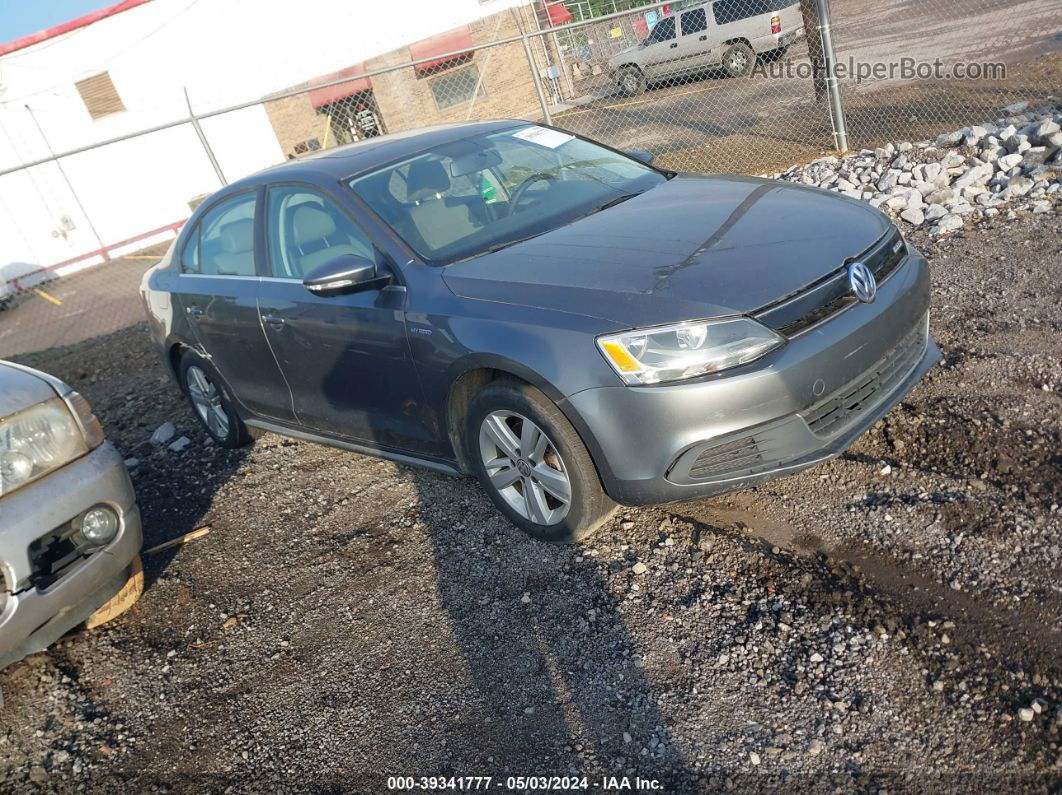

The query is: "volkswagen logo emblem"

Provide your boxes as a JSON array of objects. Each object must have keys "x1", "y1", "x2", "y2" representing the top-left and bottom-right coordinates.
[{"x1": 847, "y1": 261, "x2": 877, "y2": 303}]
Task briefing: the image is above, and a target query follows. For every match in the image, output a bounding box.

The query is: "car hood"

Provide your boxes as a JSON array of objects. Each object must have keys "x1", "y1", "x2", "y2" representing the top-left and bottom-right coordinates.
[
  {"x1": 441, "y1": 174, "x2": 892, "y2": 328},
  {"x1": 0, "y1": 362, "x2": 59, "y2": 418},
  {"x1": 608, "y1": 45, "x2": 640, "y2": 64}
]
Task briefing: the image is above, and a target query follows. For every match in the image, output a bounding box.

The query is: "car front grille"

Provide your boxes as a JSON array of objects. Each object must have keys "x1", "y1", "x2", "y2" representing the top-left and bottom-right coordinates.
[
  {"x1": 802, "y1": 315, "x2": 928, "y2": 437},
  {"x1": 755, "y1": 228, "x2": 908, "y2": 337},
  {"x1": 28, "y1": 522, "x2": 91, "y2": 589}
]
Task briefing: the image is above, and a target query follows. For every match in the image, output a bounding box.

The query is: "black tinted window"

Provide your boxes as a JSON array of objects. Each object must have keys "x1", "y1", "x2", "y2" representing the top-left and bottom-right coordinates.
[
  {"x1": 646, "y1": 16, "x2": 676, "y2": 43},
  {"x1": 680, "y1": 8, "x2": 708, "y2": 34},
  {"x1": 714, "y1": 0, "x2": 782, "y2": 24},
  {"x1": 198, "y1": 193, "x2": 257, "y2": 277}
]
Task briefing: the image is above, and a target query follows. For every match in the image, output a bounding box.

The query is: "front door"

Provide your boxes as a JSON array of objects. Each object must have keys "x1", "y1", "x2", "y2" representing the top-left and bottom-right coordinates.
[
  {"x1": 177, "y1": 189, "x2": 296, "y2": 422},
  {"x1": 640, "y1": 15, "x2": 680, "y2": 80},
  {"x1": 677, "y1": 7, "x2": 717, "y2": 71},
  {"x1": 257, "y1": 184, "x2": 435, "y2": 453}
]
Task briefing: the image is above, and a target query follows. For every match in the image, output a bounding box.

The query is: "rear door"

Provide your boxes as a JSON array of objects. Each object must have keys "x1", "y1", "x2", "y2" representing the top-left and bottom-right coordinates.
[
  {"x1": 256, "y1": 183, "x2": 434, "y2": 453},
  {"x1": 176, "y1": 190, "x2": 296, "y2": 421}
]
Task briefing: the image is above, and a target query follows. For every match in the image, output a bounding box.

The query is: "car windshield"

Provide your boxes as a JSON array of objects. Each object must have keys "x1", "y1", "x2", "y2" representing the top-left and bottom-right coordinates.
[{"x1": 347, "y1": 125, "x2": 667, "y2": 264}]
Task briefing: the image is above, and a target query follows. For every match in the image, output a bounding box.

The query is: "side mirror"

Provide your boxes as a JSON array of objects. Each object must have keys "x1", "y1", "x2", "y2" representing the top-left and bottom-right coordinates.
[
  {"x1": 302, "y1": 254, "x2": 389, "y2": 297},
  {"x1": 627, "y1": 149, "x2": 655, "y2": 165}
]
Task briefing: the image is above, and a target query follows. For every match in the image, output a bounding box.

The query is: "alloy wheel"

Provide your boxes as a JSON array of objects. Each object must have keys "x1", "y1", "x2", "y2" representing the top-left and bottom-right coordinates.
[
  {"x1": 186, "y1": 365, "x2": 230, "y2": 440},
  {"x1": 478, "y1": 410, "x2": 571, "y2": 525},
  {"x1": 729, "y1": 50, "x2": 748, "y2": 72}
]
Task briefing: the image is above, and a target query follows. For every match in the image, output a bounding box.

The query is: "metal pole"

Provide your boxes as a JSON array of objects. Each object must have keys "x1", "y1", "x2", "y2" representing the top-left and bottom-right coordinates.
[
  {"x1": 812, "y1": 0, "x2": 849, "y2": 153},
  {"x1": 512, "y1": 8, "x2": 553, "y2": 125},
  {"x1": 184, "y1": 88, "x2": 227, "y2": 186},
  {"x1": 552, "y1": 29, "x2": 575, "y2": 99}
]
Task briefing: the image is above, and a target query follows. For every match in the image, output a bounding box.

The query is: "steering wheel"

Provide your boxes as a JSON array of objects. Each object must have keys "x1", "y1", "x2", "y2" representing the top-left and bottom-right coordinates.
[{"x1": 508, "y1": 172, "x2": 558, "y2": 216}]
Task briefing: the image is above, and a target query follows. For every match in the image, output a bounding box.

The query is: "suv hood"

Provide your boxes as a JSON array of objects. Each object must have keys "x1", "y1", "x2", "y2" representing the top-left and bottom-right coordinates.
[
  {"x1": 608, "y1": 45, "x2": 640, "y2": 65},
  {"x1": 442, "y1": 174, "x2": 891, "y2": 329}
]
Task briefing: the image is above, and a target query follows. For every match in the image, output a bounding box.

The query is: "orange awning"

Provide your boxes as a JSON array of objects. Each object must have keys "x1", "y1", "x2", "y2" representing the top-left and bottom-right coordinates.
[
  {"x1": 410, "y1": 26, "x2": 474, "y2": 74},
  {"x1": 546, "y1": 2, "x2": 574, "y2": 26},
  {"x1": 309, "y1": 64, "x2": 371, "y2": 109}
]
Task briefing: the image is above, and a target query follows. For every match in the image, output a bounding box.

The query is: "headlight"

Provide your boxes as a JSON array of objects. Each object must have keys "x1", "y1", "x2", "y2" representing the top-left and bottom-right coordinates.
[
  {"x1": 0, "y1": 398, "x2": 90, "y2": 498},
  {"x1": 597, "y1": 317, "x2": 785, "y2": 385}
]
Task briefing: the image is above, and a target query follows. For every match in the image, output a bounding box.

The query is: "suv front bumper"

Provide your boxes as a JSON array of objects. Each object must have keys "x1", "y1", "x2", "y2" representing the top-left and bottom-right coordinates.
[
  {"x1": 563, "y1": 252, "x2": 939, "y2": 506},
  {"x1": 0, "y1": 442, "x2": 142, "y2": 669}
]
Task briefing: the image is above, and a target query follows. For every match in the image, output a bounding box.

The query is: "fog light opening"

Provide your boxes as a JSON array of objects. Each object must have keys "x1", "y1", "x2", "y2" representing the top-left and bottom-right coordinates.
[{"x1": 79, "y1": 505, "x2": 120, "y2": 547}]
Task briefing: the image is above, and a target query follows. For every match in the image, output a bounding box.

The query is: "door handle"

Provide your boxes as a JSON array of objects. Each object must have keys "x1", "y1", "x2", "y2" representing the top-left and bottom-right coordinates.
[
  {"x1": 262, "y1": 313, "x2": 285, "y2": 329},
  {"x1": 669, "y1": 42, "x2": 678, "y2": 48},
  {"x1": 699, "y1": 35, "x2": 707, "y2": 41},
  {"x1": 186, "y1": 305, "x2": 203, "y2": 319}
]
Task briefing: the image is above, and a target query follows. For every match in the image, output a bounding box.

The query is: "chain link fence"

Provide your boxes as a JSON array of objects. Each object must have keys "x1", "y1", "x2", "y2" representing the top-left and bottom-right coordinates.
[{"x1": 0, "y1": 0, "x2": 1057, "y2": 358}]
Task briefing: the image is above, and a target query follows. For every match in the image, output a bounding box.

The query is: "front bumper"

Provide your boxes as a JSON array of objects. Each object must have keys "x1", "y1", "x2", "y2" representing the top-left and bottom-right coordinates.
[
  {"x1": 0, "y1": 442, "x2": 142, "y2": 669},
  {"x1": 564, "y1": 252, "x2": 938, "y2": 506}
]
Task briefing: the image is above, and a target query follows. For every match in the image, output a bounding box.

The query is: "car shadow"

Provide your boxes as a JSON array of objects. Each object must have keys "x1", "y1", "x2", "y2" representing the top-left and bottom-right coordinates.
[{"x1": 403, "y1": 466, "x2": 700, "y2": 791}]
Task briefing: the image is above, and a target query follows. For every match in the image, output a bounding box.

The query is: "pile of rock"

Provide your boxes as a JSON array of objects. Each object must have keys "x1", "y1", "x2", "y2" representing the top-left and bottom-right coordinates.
[{"x1": 771, "y1": 100, "x2": 1061, "y2": 236}]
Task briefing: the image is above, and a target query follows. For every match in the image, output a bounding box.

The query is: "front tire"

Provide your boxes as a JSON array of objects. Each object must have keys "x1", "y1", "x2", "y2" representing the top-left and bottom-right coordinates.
[
  {"x1": 467, "y1": 379, "x2": 615, "y2": 543},
  {"x1": 178, "y1": 351, "x2": 250, "y2": 448},
  {"x1": 617, "y1": 66, "x2": 646, "y2": 96}
]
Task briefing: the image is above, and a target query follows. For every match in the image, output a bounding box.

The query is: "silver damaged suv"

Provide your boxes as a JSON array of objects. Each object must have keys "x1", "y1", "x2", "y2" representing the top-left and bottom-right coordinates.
[{"x1": 0, "y1": 361, "x2": 143, "y2": 670}]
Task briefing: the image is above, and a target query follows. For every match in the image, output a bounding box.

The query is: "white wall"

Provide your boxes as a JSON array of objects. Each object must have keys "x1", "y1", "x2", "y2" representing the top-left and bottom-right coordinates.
[{"x1": 0, "y1": 0, "x2": 532, "y2": 271}]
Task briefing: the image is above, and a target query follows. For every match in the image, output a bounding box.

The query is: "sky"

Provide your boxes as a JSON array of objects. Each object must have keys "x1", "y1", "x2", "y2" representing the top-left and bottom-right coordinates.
[{"x1": 0, "y1": 0, "x2": 116, "y2": 44}]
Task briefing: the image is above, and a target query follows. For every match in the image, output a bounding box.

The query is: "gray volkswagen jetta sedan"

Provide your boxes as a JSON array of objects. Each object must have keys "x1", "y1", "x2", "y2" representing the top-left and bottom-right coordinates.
[{"x1": 142, "y1": 120, "x2": 939, "y2": 542}]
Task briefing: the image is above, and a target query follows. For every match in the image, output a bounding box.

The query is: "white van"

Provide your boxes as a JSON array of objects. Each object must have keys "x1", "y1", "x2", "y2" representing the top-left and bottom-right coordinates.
[{"x1": 608, "y1": 0, "x2": 805, "y2": 95}]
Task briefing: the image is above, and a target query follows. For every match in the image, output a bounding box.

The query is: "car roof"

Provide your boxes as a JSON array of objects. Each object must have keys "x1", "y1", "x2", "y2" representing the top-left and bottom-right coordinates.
[{"x1": 221, "y1": 119, "x2": 528, "y2": 195}]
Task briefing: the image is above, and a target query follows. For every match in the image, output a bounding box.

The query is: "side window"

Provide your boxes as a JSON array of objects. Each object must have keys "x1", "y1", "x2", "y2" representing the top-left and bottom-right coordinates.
[
  {"x1": 713, "y1": 0, "x2": 737, "y2": 25},
  {"x1": 180, "y1": 225, "x2": 200, "y2": 273},
  {"x1": 198, "y1": 193, "x2": 258, "y2": 277},
  {"x1": 714, "y1": 0, "x2": 772, "y2": 24},
  {"x1": 646, "y1": 16, "x2": 676, "y2": 43},
  {"x1": 266, "y1": 186, "x2": 375, "y2": 280},
  {"x1": 680, "y1": 8, "x2": 708, "y2": 35}
]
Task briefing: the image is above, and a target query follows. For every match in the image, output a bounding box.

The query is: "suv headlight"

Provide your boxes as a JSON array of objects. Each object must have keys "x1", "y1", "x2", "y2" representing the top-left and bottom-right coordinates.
[
  {"x1": 0, "y1": 396, "x2": 97, "y2": 498},
  {"x1": 597, "y1": 317, "x2": 785, "y2": 385}
]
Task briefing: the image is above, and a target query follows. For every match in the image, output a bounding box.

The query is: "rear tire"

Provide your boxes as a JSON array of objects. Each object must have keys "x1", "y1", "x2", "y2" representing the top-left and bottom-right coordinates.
[
  {"x1": 178, "y1": 351, "x2": 250, "y2": 448},
  {"x1": 467, "y1": 379, "x2": 615, "y2": 543},
  {"x1": 617, "y1": 66, "x2": 646, "y2": 97},
  {"x1": 722, "y1": 42, "x2": 756, "y2": 78}
]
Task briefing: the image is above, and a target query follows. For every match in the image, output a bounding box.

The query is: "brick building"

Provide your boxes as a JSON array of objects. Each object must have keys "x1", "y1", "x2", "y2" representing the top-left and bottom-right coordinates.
[{"x1": 264, "y1": 4, "x2": 570, "y2": 159}]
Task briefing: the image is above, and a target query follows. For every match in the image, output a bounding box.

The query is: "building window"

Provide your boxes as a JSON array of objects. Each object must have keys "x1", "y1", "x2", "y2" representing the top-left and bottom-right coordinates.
[
  {"x1": 75, "y1": 72, "x2": 126, "y2": 120},
  {"x1": 429, "y1": 65, "x2": 484, "y2": 110},
  {"x1": 293, "y1": 138, "x2": 321, "y2": 155}
]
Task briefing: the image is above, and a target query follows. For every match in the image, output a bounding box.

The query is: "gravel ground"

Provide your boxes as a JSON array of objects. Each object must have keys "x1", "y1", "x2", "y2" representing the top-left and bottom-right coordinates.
[{"x1": 1, "y1": 215, "x2": 1060, "y2": 792}]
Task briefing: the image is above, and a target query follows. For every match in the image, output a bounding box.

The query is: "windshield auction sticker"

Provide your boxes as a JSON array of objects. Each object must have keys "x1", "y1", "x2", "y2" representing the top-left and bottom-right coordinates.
[{"x1": 512, "y1": 126, "x2": 575, "y2": 149}]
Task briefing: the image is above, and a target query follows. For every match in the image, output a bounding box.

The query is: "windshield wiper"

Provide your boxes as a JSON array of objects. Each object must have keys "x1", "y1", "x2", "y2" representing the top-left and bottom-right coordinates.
[
  {"x1": 465, "y1": 230, "x2": 550, "y2": 260},
  {"x1": 588, "y1": 191, "x2": 643, "y2": 214}
]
